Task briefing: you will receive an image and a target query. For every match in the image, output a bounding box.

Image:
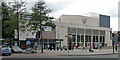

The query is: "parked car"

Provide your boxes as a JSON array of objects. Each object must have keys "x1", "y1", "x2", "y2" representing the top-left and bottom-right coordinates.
[
  {"x1": 12, "y1": 46, "x2": 24, "y2": 53},
  {"x1": 1, "y1": 45, "x2": 12, "y2": 55}
]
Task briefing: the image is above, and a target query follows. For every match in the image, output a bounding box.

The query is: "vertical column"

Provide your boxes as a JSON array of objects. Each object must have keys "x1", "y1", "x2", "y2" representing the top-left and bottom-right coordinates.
[
  {"x1": 75, "y1": 28, "x2": 77, "y2": 47},
  {"x1": 101, "y1": 36, "x2": 103, "y2": 43},
  {"x1": 102, "y1": 36, "x2": 104, "y2": 44},
  {"x1": 84, "y1": 29, "x2": 86, "y2": 47},
  {"x1": 80, "y1": 34, "x2": 81, "y2": 46},
  {"x1": 91, "y1": 29, "x2": 93, "y2": 47},
  {"x1": 95, "y1": 35, "x2": 96, "y2": 45},
  {"x1": 98, "y1": 30, "x2": 100, "y2": 44}
]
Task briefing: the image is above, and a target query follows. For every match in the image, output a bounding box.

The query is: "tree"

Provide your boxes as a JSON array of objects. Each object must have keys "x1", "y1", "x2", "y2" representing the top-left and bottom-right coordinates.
[
  {"x1": 21, "y1": 1, "x2": 55, "y2": 32},
  {"x1": 2, "y1": 1, "x2": 26, "y2": 38},
  {"x1": 2, "y1": 2, "x2": 14, "y2": 38},
  {"x1": 21, "y1": 0, "x2": 55, "y2": 53}
]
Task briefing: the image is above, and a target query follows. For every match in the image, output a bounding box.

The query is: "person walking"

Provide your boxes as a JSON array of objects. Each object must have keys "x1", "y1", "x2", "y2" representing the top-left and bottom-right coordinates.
[
  {"x1": 82, "y1": 44, "x2": 85, "y2": 50},
  {"x1": 99, "y1": 43, "x2": 102, "y2": 50},
  {"x1": 57, "y1": 46, "x2": 59, "y2": 51},
  {"x1": 89, "y1": 45, "x2": 93, "y2": 52},
  {"x1": 48, "y1": 44, "x2": 50, "y2": 50},
  {"x1": 115, "y1": 44, "x2": 117, "y2": 51},
  {"x1": 34, "y1": 41, "x2": 37, "y2": 53},
  {"x1": 89, "y1": 45, "x2": 91, "y2": 52}
]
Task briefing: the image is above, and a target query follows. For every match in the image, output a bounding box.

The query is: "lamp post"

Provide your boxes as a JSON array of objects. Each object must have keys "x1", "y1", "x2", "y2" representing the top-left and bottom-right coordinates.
[{"x1": 57, "y1": 32, "x2": 61, "y2": 49}]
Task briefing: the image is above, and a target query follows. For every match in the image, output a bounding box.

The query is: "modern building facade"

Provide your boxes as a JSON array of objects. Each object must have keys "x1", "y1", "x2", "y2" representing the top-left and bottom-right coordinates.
[
  {"x1": 55, "y1": 15, "x2": 112, "y2": 48},
  {"x1": 83, "y1": 12, "x2": 110, "y2": 28}
]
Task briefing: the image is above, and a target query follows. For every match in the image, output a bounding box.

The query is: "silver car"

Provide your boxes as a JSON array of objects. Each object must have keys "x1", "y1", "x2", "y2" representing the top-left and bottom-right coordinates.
[{"x1": 1, "y1": 45, "x2": 12, "y2": 55}]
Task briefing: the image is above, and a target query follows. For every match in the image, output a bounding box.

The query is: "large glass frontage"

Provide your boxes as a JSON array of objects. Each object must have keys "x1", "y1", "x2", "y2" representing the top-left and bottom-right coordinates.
[{"x1": 68, "y1": 27, "x2": 106, "y2": 48}]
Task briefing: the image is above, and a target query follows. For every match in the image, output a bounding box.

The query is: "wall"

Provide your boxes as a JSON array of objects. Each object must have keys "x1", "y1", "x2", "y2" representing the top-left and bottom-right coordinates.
[
  {"x1": 105, "y1": 30, "x2": 112, "y2": 46},
  {"x1": 42, "y1": 31, "x2": 56, "y2": 39},
  {"x1": 56, "y1": 25, "x2": 68, "y2": 47},
  {"x1": 19, "y1": 31, "x2": 36, "y2": 40},
  {"x1": 56, "y1": 15, "x2": 99, "y2": 27}
]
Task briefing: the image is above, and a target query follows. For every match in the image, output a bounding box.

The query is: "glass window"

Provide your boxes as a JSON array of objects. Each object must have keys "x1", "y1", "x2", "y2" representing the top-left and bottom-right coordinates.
[
  {"x1": 96, "y1": 36, "x2": 98, "y2": 42},
  {"x1": 81, "y1": 35, "x2": 84, "y2": 42},
  {"x1": 88, "y1": 36, "x2": 91, "y2": 42},
  {"x1": 85, "y1": 42, "x2": 87, "y2": 47},
  {"x1": 100, "y1": 36, "x2": 102, "y2": 42},
  {"x1": 72, "y1": 35, "x2": 76, "y2": 42},
  {"x1": 85, "y1": 35, "x2": 88, "y2": 42},
  {"x1": 77, "y1": 35, "x2": 80, "y2": 42},
  {"x1": 93, "y1": 36, "x2": 95, "y2": 42},
  {"x1": 103, "y1": 36, "x2": 105, "y2": 42}
]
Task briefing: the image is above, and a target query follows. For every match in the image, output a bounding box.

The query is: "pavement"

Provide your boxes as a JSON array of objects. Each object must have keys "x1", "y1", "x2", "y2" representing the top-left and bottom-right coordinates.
[
  {"x1": 59, "y1": 49, "x2": 118, "y2": 56},
  {"x1": 31, "y1": 49, "x2": 118, "y2": 56}
]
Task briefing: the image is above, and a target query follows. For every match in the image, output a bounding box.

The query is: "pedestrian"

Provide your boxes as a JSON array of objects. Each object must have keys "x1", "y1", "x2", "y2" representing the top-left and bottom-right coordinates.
[
  {"x1": 82, "y1": 44, "x2": 85, "y2": 50},
  {"x1": 52, "y1": 46, "x2": 53, "y2": 50},
  {"x1": 99, "y1": 43, "x2": 102, "y2": 50},
  {"x1": 89, "y1": 45, "x2": 91, "y2": 52},
  {"x1": 81, "y1": 46, "x2": 83, "y2": 51},
  {"x1": 34, "y1": 41, "x2": 37, "y2": 53},
  {"x1": 76, "y1": 46, "x2": 77, "y2": 49},
  {"x1": 57, "y1": 46, "x2": 59, "y2": 51},
  {"x1": 115, "y1": 44, "x2": 117, "y2": 51},
  {"x1": 48, "y1": 44, "x2": 50, "y2": 50},
  {"x1": 89, "y1": 45, "x2": 93, "y2": 52}
]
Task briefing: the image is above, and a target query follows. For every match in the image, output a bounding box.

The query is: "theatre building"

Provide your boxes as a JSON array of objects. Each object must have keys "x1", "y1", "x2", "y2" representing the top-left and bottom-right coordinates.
[{"x1": 55, "y1": 13, "x2": 112, "y2": 48}]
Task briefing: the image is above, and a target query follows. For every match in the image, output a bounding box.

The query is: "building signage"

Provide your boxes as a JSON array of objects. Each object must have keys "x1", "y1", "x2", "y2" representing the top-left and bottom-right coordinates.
[{"x1": 82, "y1": 17, "x2": 87, "y2": 24}]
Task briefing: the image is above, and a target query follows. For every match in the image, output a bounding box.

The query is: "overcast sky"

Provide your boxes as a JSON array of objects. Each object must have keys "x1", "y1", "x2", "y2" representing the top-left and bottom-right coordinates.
[{"x1": 24, "y1": 0, "x2": 119, "y2": 32}]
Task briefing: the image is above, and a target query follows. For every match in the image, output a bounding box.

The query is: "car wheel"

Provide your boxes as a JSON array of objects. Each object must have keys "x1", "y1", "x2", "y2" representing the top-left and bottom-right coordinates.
[
  {"x1": 12, "y1": 49, "x2": 14, "y2": 53},
  {"x1": 9, "y1": 53, "x2": 11, "y2": 55},
  {"x1": 2, "y1": 54, "x2": 4, "y2": 56},
  {"x1": 20, "y1": 51, "x2": 23, "y2": 53}
]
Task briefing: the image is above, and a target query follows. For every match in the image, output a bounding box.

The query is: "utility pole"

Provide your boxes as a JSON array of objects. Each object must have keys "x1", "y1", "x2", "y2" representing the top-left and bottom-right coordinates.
[{"x1": 113, "y1": 41, "x2": 114, "y2": 54}]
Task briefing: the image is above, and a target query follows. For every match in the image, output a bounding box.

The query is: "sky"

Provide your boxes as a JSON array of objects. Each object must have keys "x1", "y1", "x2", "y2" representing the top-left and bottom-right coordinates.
[{"x1": 9, "y1": 0, "x2": 120, "y2": 32}]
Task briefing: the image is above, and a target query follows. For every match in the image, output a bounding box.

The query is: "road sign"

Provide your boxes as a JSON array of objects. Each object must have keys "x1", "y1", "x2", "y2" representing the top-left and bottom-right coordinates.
[{"x1": 26, "y1": 41, "x2": 31, "y2": 45}]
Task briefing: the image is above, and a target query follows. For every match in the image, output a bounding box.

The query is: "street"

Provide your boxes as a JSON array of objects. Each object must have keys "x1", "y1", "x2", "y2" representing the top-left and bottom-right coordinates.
[
  {"x1": 1, "y1": 53, "x2": 118, "y2": 58},
  {"x1": 1, "y1": 49, "x2": 119, "y2": 58}
]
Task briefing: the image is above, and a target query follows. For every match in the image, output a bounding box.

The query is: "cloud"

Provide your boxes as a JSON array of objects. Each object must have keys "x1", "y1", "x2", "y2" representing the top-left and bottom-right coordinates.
[
  {"x1": 110, "y1": 17, "x2": 118, "y2": 31},
  {"x1": 107, "y1": 7, "x2": 118, "y2": 18},
  {"x1": 45, "y1": 0, "x2": 74, "y2": 13},
  {"x1": 10, "y1": 0, "x2": 119, "y2": 31}
]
